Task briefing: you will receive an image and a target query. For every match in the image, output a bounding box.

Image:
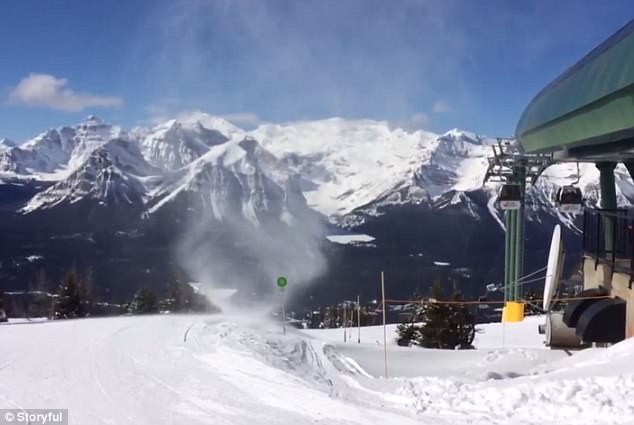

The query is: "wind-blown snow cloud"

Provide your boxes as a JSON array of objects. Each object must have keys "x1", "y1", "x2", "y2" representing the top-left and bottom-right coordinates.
[
  {"x1": 9, "y1": 73, "x2": 123, "y2": 112},
  {"x1": 432, "y1": 100, "x2": 453, "y2": 113},
  {"x1": 390, "y1": 112, "x2": 429, "y2": 131},
  {"x1": 130, "y1": 0, "x2": 471, "y2": 127},
  {"x1": 177, "y1": 174, "x2": 327, "y2": 311},
  {"x1": 144, "y1": 98, "x2": 261, "y2": 128},
  {"x1": 221, "y1": 112, "x2": 261, "y2": 127},
  {"x1": 410, "y1": 112, "x2": 430, "y2": 127}
]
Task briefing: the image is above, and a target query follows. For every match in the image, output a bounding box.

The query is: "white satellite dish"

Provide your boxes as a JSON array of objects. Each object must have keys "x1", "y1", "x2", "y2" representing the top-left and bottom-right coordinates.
[{"x1": 543, "y1": 224, "x2": 565, "y2": 311}]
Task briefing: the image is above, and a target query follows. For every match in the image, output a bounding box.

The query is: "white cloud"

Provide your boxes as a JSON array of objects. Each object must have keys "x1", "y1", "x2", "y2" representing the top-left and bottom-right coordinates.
[
  {"x1": 9, "y1": 73, "x2": 123, "y2": 112},
  {"x1": 220, "y1": 112, "x2": 261, "y2": 127},
  {"x1": 133, "y1": 1, "x2": 472, "y2": 125},
  {"x1": 432, "y1": 100, "x2": 453, "y2": 113},
  {"x1": 410, "y1": 112, "x2": 430, "y2": 127},
  {"x1": 144, "y1": 98, "x2": 182, "y2": 124},
  {"x1": 391, "y1": 112, "x2": 430, "y2": 131},
  {"x1": 144, "y1": 97, "x2": 262, "y2": 128}
]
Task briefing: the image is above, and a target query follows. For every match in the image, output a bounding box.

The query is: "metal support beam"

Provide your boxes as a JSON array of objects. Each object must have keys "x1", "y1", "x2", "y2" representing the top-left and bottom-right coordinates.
[
  {"x1": 484, "y1": 139, "x2": 551, "y2": 304},
  {"x1": 625, "y1": 161, "x2": 634, "y2": 182},
  {"x1": 504, "y1": 211, "x2": 511, "y2": 302},
  {"x1": 515, "y1": 166, "x2": 526, "y2": 301},
  {"x1": 597, "y1": 161, "x2": 617, "y2": 252},
  {"x1": 509, "y1": 209, "x2": 517, "y2": 300}
]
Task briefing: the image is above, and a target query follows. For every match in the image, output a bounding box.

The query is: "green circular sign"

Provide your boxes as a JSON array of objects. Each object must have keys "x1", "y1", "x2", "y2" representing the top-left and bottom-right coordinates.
[{"x1": 276, "y1": 276, "x2": 288, "y2": 288}]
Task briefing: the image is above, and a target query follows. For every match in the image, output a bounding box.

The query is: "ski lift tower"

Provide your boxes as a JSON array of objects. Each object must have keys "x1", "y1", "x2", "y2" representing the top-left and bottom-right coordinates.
[{"x1": 484, "y1": 138, "x2": 552, "y2": 304}]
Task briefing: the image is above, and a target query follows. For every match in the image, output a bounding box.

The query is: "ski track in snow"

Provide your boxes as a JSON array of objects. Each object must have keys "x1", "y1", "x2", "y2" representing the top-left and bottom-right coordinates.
[{"x1": 1, "y1": 314, "x2": 634, "y2": 424}]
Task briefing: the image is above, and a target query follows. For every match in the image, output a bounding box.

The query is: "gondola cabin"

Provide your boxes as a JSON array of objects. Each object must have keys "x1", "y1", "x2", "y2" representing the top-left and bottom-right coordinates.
[
  {"x1": 555, "y1": 186, "x2": 583, "y2": 214},
  {"x1": 498, "y1": 183, "x2": 522, "y2": 210}
]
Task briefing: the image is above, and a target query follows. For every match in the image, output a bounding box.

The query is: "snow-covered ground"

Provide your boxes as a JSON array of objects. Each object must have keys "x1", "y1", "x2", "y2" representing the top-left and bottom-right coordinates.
[
  {"x1": 303, "y1": 316, "x2": 564, "y2": 379},
  {"x1": 1, "y1": 314, "x2": 633, "y2": 424}
]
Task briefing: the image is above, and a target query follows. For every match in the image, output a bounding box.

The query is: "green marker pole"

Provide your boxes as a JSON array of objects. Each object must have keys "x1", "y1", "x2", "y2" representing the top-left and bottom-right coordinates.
[
  {"x1": 277, "y1": 277, "x2": 288, "y2": 335},
  {"x1": 282, "y1": 290, "x2": 286, "y2": 335}
]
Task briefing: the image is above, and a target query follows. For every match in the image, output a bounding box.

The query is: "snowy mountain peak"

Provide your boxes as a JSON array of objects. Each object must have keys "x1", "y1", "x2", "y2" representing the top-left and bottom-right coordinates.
[
  {"x1": 21, "y1": 138, "x2": 154, "y2": 213},
  {"x1": 140, "y1": 118, "x2": 230, "y2": 171},
  {"x1": 6, "y1": 114, "x2": 633, "y2": 231},
  {"x1": 95, "y1": 138, "x2": 160, "y2": 177},
  {"x1": 174, "y1": 111, "x2": 242, "y2": 138},
  {"x1": 249, "y1": 118, "x2": 440, "y2": 215},
  {"x1": 1, "y1": 128, "x2": 74, "y2": 175},
  {"x1": 74, "y1": 116, "x2": 123, "y2": 140},
  {"x1": 147, "y1": 139, "x2": 300, "y2": 225},
  {"x1": 440, "y1": 129, "x2": 485, "y2": 145},
  {"x1": 82, "y1": 115, "x2": 105, "y2": 125},
  {"x1": 0, "y1": 116, "x2": 128, "y2": 180},
  {"x1": 0, "y1": 138, "x2": 16, "y2": 149}
]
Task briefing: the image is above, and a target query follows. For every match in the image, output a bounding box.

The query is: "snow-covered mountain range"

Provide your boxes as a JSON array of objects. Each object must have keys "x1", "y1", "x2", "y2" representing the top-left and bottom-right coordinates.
[
  {"x1": 3, "y1": 112, "x2": 634, "y2": 303},
  {"x1": 1, "y1": 113, "x2": 633, "y2": 230}
]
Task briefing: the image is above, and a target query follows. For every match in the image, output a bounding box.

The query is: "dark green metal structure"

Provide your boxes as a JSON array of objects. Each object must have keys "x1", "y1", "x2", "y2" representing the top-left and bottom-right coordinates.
[
  {"x1": 516, "y1": 19, "x2": 634, "y2": 161},
  {"x1": 503, "y1": 167, "x2": 527, "y2": 302},
  {"x1": 508, "y1": 19, "x2": 634, "y2": 305},
  {"x1": 484, "y1": 141, "x2": 550, "y2": 302}
]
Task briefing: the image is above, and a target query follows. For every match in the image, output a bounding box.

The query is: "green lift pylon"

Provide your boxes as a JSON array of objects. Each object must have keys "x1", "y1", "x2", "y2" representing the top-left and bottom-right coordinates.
[
  {"x1": 484, "y1": 139, "x2": 551, "y2": 303},
  {"x1": 504, "y1": 165, "x2": 526, "y2": 301}
]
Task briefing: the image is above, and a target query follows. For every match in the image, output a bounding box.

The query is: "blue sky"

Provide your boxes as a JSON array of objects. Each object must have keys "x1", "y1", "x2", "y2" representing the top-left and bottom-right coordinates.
[{"x1": 0, "y1": 0, "x2": 632, "y2": 142}]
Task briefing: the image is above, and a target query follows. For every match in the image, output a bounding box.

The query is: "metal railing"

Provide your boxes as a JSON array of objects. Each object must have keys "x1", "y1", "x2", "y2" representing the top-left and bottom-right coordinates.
[{"x1": 583, "y1": 208, "x2": 634, "y2": 277}]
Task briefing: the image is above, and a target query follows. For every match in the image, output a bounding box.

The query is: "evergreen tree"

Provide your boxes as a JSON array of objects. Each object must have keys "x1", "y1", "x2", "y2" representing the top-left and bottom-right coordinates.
[
  {"x1": 52, "y1": 269, "x2": 89, "y2": 319},
  {"x1": 444, "y1": 293, "x2": 476, "y2": 349},
  {"x1": 396, "y1": 290, "x2": 425, "y2": 346},
  {"x1": 396, "y1": 284, "x2": 476, "y2": 349},
  {"x1": 161, "y1": 280, "x2": 219, "y2": 313},
  {"x1": 396, "y1": 322, "x2": 419, "y2": 346},
  {"x1": 417, "y1": 284, "x2": 450, "y2": 348},
  {"x1": 28, "y1": 269, "x2": 52, "y2": 318},
  {"x1": 325, "y1": 304, "x2": 338, "y2": 328},
  {"x1": 81, "y1": 267, "x2": 94, "y2": 311},
  {"x1": 0, "y1": 292, "x2": 7, "y2": 322},
  {"x1": 128, "y1": 288, "x2": 159, "y2": 314}
]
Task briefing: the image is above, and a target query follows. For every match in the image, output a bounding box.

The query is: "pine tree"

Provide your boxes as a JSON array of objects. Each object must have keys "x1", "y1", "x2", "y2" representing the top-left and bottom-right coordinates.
[
  {"x1": 28, "y1": 269, "x2": 52, "y2": 318},
  {"x1": 417, "y1": 284, "x2": 449, "y2": 348},
  {"x1": 0, "y1": 292, "x2": 7, "y2": 322},
  {"x1": 445, "y1": 293, "x2": 476, "y2": 349},
  {"x1": 128, "y1": 288, "x2": 159, "y2": 314},
  {"x1": 396, "y1": 290, "x2": 425, "y2": 346},
  {"x1": 161, "y1": 280, "x2": 218, "y2": 313},
  {"x1": 396, "y1": 322, "x2": 418, "y2": 346},
  {"x1": 52, "y1": 269, "x2": 89, "y2": 319},
  {"x1": 81, "y1": 267, "x2": 94, "y2": 312},
  {"x1": 164, "y1": 280, "x2": 185, "y2": 312},
  {"x1": 396, "y1": 284, "x2": 477, "y2": 349}
]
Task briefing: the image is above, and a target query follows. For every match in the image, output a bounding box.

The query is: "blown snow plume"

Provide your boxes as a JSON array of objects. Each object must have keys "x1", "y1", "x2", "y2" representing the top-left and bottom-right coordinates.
[{"x1": 171, "y1": 138, "x2": 328, "y2": 306}]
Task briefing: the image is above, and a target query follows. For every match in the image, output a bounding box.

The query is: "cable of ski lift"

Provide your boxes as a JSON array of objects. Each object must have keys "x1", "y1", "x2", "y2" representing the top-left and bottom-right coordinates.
[
  {"x1": 511, "y1": 275, "x2": 548, "y2": 287},
  {"x1": 514, "y1": 265, "x2": 548, "y2": 282},
  {"x1": 585, "y1": 209, "x2": 630, "y2": 218},
  {"x1": 382, "y1": 294, "x2": 610, "y2": 306},
  {"x1": 485, "y1": 266, "x2": 548, "y2": 293}
]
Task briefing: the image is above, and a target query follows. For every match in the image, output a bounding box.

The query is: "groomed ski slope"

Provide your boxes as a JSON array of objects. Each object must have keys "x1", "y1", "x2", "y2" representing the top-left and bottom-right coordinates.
[{"x1": 1, "y1": 314, "x2": 633, "y2": 424}]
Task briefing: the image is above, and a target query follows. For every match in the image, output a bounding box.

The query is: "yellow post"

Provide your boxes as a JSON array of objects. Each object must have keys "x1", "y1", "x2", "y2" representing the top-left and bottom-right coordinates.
[{"x1": 502, "y1": 301, "x2": 525, "y2": 323}]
